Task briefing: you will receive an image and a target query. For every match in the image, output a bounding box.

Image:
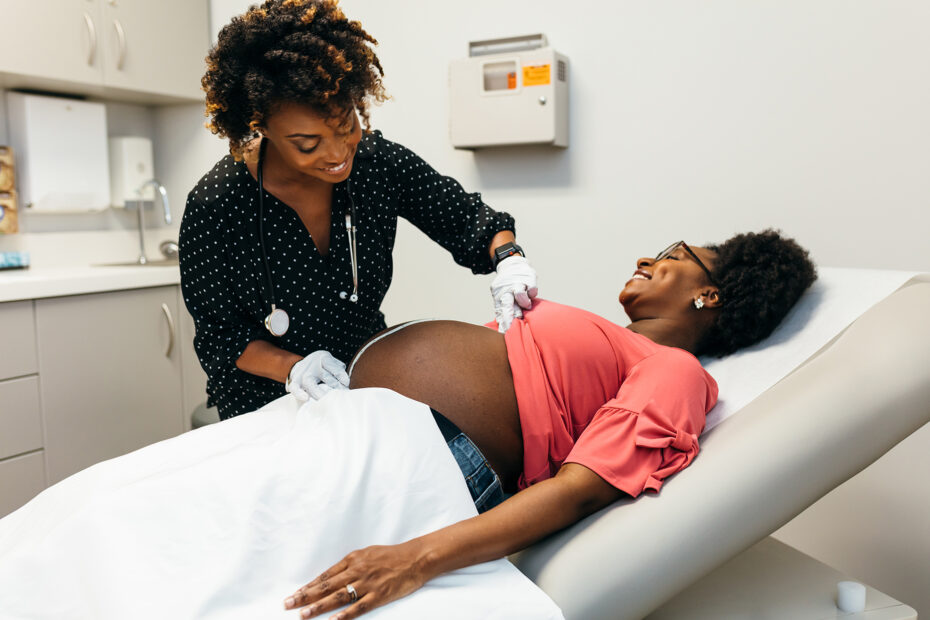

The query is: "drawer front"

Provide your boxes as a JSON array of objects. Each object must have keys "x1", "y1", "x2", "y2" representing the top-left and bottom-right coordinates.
[
  {"x1": 0, "y1": 451, "x2": 46, "y2": 518},
  {"x1": 0, "y1": 300, "x2": 37, "y2": 380},
  {"x1": 0, "y1": 376, "x2": 43, "y2": 459}
]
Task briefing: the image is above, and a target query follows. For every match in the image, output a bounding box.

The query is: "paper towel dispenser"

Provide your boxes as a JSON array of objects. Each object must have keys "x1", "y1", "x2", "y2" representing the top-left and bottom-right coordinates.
[
  {"x1": 109, "y1": 136, "x2": 155, "y2": 207},
  {"x1": 6, "y1": 92, "x2": 110, "y2": 212},
  {"x1": 449, "y1": 34, "x2": 569, "y2": 149}
]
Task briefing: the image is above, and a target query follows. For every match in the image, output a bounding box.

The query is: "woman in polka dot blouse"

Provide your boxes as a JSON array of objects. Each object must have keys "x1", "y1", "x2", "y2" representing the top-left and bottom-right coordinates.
[{"x1": 180, "y1": 0, "x2": 537, "y2": 419}]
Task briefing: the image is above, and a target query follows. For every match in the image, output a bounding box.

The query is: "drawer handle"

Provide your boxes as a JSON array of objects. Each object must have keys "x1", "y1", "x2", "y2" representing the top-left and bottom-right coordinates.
[
  {"x1": 83, "y1": 13, "x2": 97, "y2": 67},
  {"x1": 113, "y1": 19, "x2": 126, "y2": 70},
  {"x1": 161, "y1": 303, "x2": 175, "y2": 358}
]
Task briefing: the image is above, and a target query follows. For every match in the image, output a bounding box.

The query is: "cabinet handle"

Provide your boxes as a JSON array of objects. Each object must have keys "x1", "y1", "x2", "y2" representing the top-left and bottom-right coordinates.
[
  {"x1": 113, "y1": 19, "x2": 126, "y2": 70},
  {"x1": 83, "y1": 13, "x2": 97, "y2": 67},
  {"x1": 161, "y1": 303, "x2": 175, "y2": 358}
]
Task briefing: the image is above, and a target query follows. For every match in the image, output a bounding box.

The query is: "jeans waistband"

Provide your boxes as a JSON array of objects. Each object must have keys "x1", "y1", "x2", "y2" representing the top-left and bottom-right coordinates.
[
  {"x1": 430, "y1": 407, "x2": 463, "y2": 443},
  {"x1": 429, "y1": 407, "x2": 507, "y2": 513}
]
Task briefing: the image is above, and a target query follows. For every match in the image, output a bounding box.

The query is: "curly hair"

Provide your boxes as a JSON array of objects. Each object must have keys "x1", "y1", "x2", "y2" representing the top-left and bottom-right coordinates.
[
  {"x1": 202, "y1": 0, "x2": 387, "y2": 159},
  {"x1": 699, "y1": 229, "x2": 817, "y2": 357}
]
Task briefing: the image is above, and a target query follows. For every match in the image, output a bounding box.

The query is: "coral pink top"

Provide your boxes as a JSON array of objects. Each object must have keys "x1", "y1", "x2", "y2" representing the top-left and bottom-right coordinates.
[{"x1": 488, "y1": 299, "x2": 718, "y2": 496}]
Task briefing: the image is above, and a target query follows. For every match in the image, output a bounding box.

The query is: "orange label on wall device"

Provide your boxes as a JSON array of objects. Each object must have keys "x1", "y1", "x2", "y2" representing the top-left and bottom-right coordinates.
[
  {"x1": 507, "y1": 71, "x2": 517, "y2": 89},
  {"x1": 523, "y1": 64, "x2": 551, "y2": 86}
]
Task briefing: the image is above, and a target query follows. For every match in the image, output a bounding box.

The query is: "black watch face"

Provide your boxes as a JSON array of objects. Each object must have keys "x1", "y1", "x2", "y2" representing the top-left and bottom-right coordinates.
[
  {"x1": 495, "y1": 242, "x2": 518, "y2": 260},
  {"x1": 494, "y1": 241, "x2": 523, "y2": 269}
]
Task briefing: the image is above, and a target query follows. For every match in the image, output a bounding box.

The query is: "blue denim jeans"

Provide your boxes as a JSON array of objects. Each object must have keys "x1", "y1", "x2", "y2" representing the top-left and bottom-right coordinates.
[{"x1": 430, "y1": 408, "x2": 506, "y2": 513}]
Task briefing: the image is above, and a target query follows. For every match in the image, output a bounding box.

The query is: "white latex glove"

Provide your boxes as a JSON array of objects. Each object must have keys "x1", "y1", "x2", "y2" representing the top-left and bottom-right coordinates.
[
  {"x1": 286, "y1": 350, "x2": 350, "y2": 402},
  {"x1": 490, "y1": 255, "x2": 538, "y2": 333}
]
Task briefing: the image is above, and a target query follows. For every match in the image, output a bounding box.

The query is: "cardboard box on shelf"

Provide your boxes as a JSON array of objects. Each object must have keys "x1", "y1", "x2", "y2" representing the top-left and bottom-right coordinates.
[
  {"x1": 0, "y1": 146, "x2": 14, "y2": 192},
  {"x1": 0, "y1": 190, "x2": 18, "y2": 234}
]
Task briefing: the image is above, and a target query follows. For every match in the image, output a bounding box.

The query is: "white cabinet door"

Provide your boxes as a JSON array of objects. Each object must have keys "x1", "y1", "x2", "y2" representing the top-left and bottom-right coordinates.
[
  {"x1": 0, "y1": 0, "x2": 208, "y2": 102},
  {"x1": 0, "y1": 452, "x2": 46, "y2": 518},
  {"x1": 99, "y1": 0, "x2": 208, "y2": 100},
  {"x1": 0, "y1": 0, "x2": 103, "y2": 86},
  {"x1": 35, "y1": 286, "x2": 185, "y2": 484},
  {"x1": 0, "y1": 299, "x2": 37, "y2": 380}
]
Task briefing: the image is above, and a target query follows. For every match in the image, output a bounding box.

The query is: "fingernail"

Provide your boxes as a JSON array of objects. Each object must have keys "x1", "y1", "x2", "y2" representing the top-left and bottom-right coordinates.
[
  {"x1": 284, "y1": 597, "x2": 295, "y2": 609},
  {"x1": 301, "y1": 607, "x2": 316, "y2": 618}
]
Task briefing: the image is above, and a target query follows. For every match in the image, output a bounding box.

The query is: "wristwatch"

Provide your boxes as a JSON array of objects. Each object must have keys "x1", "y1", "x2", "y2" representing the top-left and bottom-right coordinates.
[{"x1": 492, "y1": 242, "x2": 525, "y2": 269}]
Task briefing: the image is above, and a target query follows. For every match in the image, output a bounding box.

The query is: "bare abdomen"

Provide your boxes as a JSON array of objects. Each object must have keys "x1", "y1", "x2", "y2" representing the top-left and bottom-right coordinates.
[{"x1": 349, "y1": 320, "x2": 523, "y2": 488}]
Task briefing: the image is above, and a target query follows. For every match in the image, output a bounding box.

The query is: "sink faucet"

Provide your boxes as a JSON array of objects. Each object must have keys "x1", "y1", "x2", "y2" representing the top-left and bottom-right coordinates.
[{"x1": 135, "y1": 179, "x2": 172, "y2": 265}]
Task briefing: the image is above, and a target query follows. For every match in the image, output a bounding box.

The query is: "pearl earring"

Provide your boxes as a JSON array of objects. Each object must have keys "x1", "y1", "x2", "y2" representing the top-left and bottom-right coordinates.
[{"x1": 694, "y1": 298, "x2": 705, "y2": 310}]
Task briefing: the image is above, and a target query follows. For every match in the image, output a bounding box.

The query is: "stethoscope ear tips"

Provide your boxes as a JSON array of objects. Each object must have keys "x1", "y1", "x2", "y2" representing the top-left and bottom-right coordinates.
[{"x1": 339, "y1": 291, "x2": 359, "y2": 303}]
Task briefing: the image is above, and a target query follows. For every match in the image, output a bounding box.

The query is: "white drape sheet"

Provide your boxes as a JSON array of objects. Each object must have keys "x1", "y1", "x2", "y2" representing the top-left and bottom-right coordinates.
[{"x1": 0, "y1": 388, "x2": 563, "y2": 620}]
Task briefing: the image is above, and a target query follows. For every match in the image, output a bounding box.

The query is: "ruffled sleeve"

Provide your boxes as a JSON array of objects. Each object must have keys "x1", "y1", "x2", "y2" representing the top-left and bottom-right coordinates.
[
  {"x1": 562, "y1": 348, "x2": 716, "y2": 497},
  {"x1": 632, "y1": 409, "x2": 700, "y2": 493}
]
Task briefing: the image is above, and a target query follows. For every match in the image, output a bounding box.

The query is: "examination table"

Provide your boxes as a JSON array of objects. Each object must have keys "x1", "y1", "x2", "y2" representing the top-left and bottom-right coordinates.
[
  {"x1": 513, "y1": 269, "x2": 930, "y2": 619},
  {"x1": 0, "y1": 269, "x2": 926, "y2": 619}
]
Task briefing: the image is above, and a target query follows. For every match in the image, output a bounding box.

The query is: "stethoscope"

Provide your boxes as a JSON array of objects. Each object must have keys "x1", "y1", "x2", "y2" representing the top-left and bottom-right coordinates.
[{"x1": 257, "y1": 138, "x2": 359, "y2": 337}]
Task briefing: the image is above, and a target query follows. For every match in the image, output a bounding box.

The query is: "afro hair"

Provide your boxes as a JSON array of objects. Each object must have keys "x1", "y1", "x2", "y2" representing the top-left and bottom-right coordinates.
[
  {"x1": 699, "y1": 229, "x2": 817, "y2": 357},
  {"x1": 202, "y1": 0, "x2": 387, "y2": 159}
]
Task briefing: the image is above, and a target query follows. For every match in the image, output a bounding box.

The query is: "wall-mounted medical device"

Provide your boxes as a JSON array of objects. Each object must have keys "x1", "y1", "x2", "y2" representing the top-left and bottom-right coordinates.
[{"x1": 449, "y1": 34, "x2": 569, "y2": 149}]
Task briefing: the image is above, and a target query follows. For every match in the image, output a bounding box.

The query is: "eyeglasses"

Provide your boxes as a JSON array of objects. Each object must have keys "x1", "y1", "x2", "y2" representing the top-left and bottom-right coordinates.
[{"x1": 655, "y1": 240, "x2": 718, "y2": 286}]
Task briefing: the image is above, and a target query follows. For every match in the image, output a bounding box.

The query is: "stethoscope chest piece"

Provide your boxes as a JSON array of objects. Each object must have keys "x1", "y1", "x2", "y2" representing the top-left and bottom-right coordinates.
[{"x1": 264, "y1": 305, "x2": 290, "y2": 337}]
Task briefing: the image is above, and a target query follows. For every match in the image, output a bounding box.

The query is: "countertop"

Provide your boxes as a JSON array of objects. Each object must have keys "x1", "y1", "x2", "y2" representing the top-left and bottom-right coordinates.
[{"x1": 0, "y1": 263, "x2": 181, "y2": 303}]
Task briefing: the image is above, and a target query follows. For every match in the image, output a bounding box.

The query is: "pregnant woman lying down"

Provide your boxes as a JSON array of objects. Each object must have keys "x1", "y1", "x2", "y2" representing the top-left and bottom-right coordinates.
[{"x1": 284, "y1": 229, "x2": 816, "y2": 619}]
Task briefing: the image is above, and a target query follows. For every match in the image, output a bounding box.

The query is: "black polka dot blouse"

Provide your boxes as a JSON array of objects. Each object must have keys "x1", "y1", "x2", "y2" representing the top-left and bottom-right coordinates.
[{"x1": 180, "y1": 131, "x2": 515, "y2": 419}]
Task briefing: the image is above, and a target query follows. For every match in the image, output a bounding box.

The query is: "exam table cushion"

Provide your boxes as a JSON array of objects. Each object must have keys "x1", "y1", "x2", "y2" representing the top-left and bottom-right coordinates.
[{"x1": 700, "y1": 268, "x2": 921, "y2": 429}]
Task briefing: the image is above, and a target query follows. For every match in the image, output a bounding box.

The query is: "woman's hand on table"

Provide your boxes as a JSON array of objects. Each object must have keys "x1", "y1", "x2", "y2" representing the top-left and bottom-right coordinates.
[
  {"x1": 283, "y1": 464, "x2": 624, "y2": 618},
  {"x1": 284, "y1": 540, "x2": 432, "y2": 619}
]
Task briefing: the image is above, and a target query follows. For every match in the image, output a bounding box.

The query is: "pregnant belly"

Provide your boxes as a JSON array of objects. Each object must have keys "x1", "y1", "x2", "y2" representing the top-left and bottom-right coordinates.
[{"x1": 349, "y1": 320, "x2": 523, "y2": 488}]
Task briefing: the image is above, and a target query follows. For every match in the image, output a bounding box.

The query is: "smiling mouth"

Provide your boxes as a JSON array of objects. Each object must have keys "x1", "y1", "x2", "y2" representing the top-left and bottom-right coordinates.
[
  {"x1": 319, "y1": 157, "x2": 350, "y2": 174},
  {"x1": 630, "y1": 269, "x2": 651, "y2": 281}
]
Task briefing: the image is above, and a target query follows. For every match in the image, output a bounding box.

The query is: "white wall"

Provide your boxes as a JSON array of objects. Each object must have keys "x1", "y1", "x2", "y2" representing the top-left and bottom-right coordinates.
[{"x1": 338, "y1": 0, "x2": 930, "y2": 329}]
